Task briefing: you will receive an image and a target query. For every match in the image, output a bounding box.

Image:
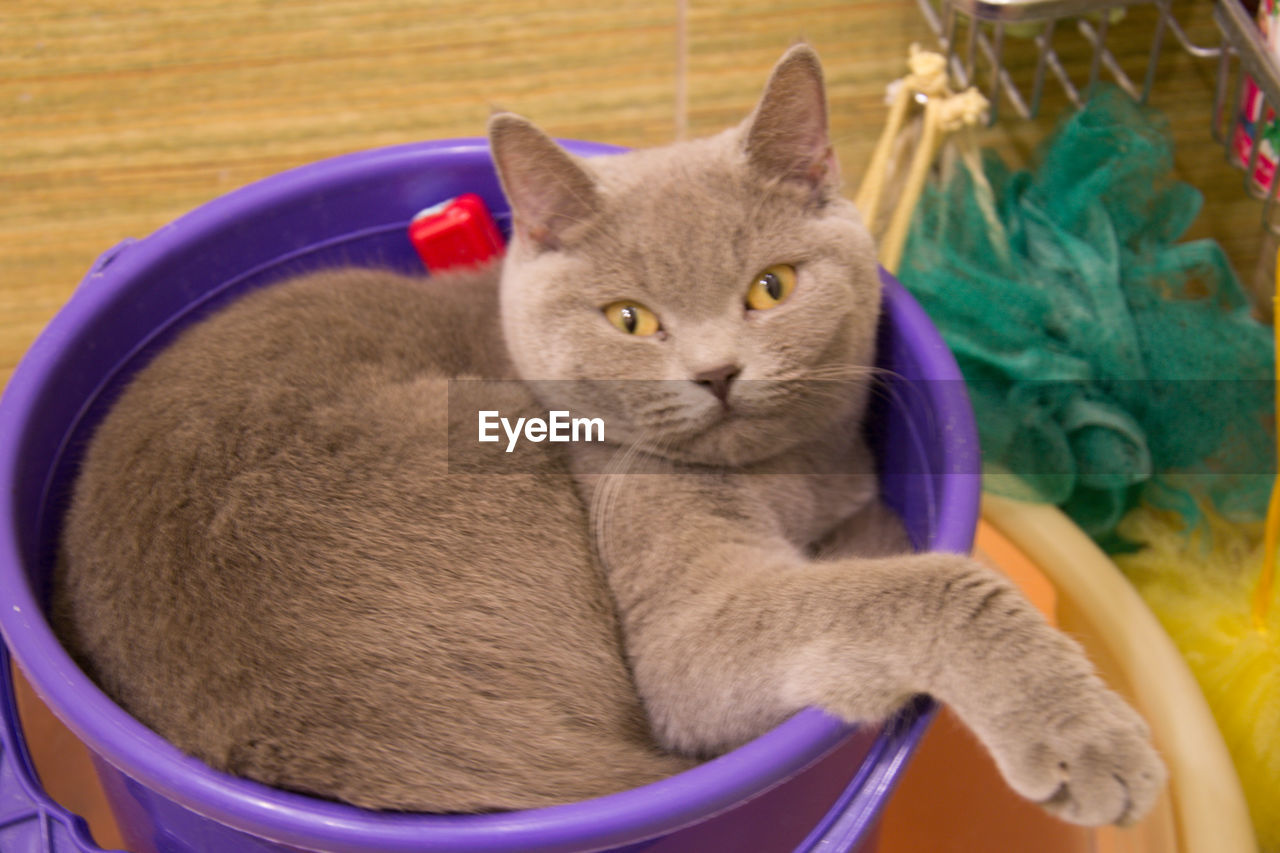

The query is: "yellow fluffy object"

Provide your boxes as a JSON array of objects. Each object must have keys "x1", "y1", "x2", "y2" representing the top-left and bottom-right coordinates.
[{"x1": 1115, "y1": 505, "x2": 1279, "y2": 852}]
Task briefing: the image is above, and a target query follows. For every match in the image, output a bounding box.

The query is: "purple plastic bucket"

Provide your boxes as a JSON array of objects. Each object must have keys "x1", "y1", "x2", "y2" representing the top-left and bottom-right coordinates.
[{"x1": 0, "y1": 138, "x2": 980, "y2": 853}]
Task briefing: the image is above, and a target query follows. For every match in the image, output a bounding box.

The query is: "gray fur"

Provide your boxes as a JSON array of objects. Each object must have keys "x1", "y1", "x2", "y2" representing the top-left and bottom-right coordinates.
[
  {"x1": 55, "y1": 268, "x2": 692, "y2": 811},
  {"x1": 56, "y1": 45, "x2": 1164, "y2": 825}
]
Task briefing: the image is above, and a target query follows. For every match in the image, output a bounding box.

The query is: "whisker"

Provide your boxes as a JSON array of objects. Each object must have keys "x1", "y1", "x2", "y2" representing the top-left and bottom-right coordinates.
[
  {"x1": 590, "y1": 430, "x2": 655, "y2": 569},
  {"x1": 773, "y1": 364, "x2": 898, "y2": 383}
]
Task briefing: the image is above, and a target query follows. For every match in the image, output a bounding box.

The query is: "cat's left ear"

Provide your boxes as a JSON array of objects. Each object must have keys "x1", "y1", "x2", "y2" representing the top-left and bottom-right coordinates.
[
  {"x1": 743, "y1": 44, "x2": 839, "y2": 203},
  {"x1": 489, "y1": 112, "x2": 602, "y2": 251}
]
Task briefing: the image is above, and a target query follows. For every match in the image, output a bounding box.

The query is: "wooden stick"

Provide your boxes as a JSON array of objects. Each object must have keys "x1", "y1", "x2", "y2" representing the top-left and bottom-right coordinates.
[
  {"x1": 855, "y1": 81, "x2": 914, "y2": 232},
  {"x1": 880, "y1": 97, "x2": 942, "y2": 275}
]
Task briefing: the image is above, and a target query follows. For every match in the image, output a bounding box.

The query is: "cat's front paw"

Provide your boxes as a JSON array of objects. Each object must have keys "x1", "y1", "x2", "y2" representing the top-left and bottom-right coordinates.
[{"x1": 991, "y1": 684, "x2": 1165, "y2": 826}]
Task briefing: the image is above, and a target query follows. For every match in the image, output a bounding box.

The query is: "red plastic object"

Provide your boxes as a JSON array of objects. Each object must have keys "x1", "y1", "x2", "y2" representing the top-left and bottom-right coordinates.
[{"x1": 408, "y1": 193, "x2": 505, "y2": 270}]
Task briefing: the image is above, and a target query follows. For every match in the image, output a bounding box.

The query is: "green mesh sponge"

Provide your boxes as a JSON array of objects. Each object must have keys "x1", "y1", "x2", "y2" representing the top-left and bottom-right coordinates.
[{"x1": 899, "y1": 87, "x2": 1275, "y2": 547}]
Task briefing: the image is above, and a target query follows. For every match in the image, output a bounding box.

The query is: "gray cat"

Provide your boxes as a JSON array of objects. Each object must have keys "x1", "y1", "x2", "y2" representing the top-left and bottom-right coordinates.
[{"x1": 55, "y1": 45, "x2": 1164, "y2": 826}]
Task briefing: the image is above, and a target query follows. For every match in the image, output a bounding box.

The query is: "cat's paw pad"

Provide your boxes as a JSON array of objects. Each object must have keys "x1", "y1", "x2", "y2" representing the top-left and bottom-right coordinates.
[{"x1": 995, "y1": 691, "x2": 1165, "y2": 826}]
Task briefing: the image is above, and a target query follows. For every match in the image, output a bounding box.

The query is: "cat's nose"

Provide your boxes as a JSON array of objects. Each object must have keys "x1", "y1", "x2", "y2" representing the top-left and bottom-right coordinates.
[{"x1": 693, "y1": 363, "x2": 741, "y2": 405}]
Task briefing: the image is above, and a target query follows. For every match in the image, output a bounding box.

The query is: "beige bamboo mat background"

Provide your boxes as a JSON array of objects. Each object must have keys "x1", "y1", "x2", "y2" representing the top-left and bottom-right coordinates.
[{"x1": 0, "y1": 0, "x2": 1264, "y2": 393}]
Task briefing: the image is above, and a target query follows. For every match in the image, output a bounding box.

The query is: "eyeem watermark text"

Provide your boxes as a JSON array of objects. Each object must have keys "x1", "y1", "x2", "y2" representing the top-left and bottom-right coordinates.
[{"x1": 478, "y1": 410, "x2": 605, "y2": 452}]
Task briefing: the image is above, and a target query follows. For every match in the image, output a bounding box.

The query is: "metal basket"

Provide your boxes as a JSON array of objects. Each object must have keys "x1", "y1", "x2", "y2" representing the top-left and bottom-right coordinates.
[{"x1": 917, "y1": 0, "x2": 1280, "y2": 235}]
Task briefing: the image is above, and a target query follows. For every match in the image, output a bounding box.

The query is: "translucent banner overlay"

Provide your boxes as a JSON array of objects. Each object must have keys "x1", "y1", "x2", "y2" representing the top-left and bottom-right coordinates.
[{"x1": 445, "y1": 378, "x2": 1275, "y2": 477}]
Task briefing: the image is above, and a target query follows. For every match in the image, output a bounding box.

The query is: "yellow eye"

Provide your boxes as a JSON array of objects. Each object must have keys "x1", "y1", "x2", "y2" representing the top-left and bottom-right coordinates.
[
  {"x1": 603, "y1": 301, "x2": 661, "y2": 336},
  {"x1": 746, "y1": 264, "x2": 797, "y2": 310}
]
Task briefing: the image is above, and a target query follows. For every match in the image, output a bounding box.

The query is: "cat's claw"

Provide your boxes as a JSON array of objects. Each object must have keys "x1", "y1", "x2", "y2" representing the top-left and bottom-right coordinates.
[{"x1": 990, "y1": 686, "x2": 1166, "y2": 826}]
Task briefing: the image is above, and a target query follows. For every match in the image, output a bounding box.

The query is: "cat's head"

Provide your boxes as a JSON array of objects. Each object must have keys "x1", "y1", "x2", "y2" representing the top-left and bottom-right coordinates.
[{"x1": 489, "y1": 45, "x2": 880, "y2": 466}]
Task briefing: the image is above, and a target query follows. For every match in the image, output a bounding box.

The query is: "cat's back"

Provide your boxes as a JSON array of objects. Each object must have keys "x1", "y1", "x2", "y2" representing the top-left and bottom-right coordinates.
[{"x1": 54, "y1": 265, "x2": 686, "y2": 811}]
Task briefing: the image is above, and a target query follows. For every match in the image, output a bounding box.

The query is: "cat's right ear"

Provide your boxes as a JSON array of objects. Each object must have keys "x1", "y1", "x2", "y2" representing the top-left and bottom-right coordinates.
[
  {"x1": 488, "y1": 113, "x2": 602, "y2": 252},
  {"x1": 742, "y1": 44, "x2": 839, "y2": 204}
]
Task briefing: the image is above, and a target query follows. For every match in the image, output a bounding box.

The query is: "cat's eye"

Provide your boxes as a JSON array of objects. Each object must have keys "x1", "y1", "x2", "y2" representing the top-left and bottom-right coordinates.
[
  {"x1": 746, "y1": 264, "x2": 797, "y2": 310},
  {"x1": 603, "y1": 301, "x2": 661, "y2": 336}
]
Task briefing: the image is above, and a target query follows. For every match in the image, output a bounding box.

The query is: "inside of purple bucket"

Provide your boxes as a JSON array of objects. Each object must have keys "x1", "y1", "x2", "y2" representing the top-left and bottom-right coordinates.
[{"x1": 2, "y1": 139, "x2": 974, "y2": 852}]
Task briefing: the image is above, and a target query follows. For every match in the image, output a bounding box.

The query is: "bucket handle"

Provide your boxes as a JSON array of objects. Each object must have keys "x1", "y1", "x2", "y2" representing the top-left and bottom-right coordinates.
[
  {"x1": 793, "y1": 697, "x2": 936, "y2": 853},
  {"x1": 1, "y1": 640, "x2": 116, "y2": 852}
]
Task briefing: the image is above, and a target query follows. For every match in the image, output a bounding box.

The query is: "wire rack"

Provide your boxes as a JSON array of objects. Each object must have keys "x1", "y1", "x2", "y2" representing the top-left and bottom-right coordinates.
[{"x1": 916, "y1": 0, "x2": 1280, "y2": 236}]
